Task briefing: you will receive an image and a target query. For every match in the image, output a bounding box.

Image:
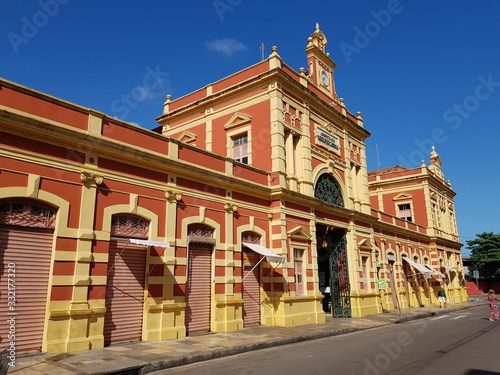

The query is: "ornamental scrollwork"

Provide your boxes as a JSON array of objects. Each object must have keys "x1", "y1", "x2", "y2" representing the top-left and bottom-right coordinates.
[
  {"x1": 242, "y1": 231, "x2": 261, "y2": 244},
  {"x1": 314, "y1": 173, "x2": 344, "y2": 207},
  {"x1": 188, "y1": 223, "x2": 214, "y2": 238},
  {"x1": 80, "y1": 171, "x2": 103, "y2": 186},
  {"x1": 166, "y1": 190, "x2": 182, "y2": 203}
]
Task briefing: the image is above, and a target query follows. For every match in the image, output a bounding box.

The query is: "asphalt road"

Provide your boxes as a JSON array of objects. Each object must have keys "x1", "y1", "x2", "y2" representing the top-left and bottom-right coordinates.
[{"x1": 154, "y1": 306, "x2": 500, "y2": 375}]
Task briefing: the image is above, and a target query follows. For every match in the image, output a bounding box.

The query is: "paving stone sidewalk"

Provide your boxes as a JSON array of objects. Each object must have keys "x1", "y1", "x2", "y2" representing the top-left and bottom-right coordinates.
[{"x1": 8, "y1": 298, "x2": 487, "y2": 375}]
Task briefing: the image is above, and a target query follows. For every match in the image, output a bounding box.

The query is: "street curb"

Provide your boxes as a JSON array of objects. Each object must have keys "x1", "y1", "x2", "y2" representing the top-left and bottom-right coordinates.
[
  {"x1": 96, "y1": 303, "x2": 486, "y2": 375},
  {"x1": 140, "y1": 326, "x2": 374, "y2": 375}
]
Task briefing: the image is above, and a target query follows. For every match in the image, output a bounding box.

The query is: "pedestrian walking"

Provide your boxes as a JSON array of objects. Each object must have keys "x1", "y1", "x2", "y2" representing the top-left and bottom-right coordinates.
[
  {"x1": 486, "y1": 289, "x2": 500, "y2": 321},
  {"x1": 437, "y1": 286, "x2": 447, "y2": 308}
]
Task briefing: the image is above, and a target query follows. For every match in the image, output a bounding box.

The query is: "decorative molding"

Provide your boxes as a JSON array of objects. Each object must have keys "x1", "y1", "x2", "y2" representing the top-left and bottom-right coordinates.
[
  {"x1": 165, "y1": 190, "x2": 182, "y2": 203},
  {"x1": 27, "y1": 174, "x2": 41, "y2": 198},
  {"x1": 177, "y1": 131, "x2": 197, "y2": 143},
  {"x1": 224, "y1": 202, "x2": 238, "y2": 213},
  {"x1": 318, "y1": 122, "x2": 338, "y2": 135},
  {"x1": 392, "y1": 193, "x2": 413, "y2": 201},
  {"x1": 357, "y1": 238, "x2": 375, "y2": 249},
  {"x1": 80, "y1": 171, "x2": 103, "y2": 186},
  {"x1": 129, "y1": 194, "x2": 139, "y2": 213},
  {"x1": 224, "y1": 112, "x2": 252, "y2": 129},
  {"x1": 287, "y1": 226, "x2": 312, "y2": 240}
]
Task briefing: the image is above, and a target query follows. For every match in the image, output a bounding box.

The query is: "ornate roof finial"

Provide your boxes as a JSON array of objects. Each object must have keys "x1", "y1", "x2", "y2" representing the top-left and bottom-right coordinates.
[
  {"x1": 428, "y1": 146, "x2": 444, "y2": 180},
  {"x1": 429, "y1": 146, "x2": 442, "y2": 166},
  {"x1": 309, "y1": 23, "x2": 328, "y2": 51},
  {"x1": 430, "y1": 146, "x2": 438, "y2": 158}
]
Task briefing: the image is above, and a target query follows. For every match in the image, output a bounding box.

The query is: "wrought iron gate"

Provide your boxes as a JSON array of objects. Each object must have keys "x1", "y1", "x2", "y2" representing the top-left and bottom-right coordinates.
[{"x1": 329, "y1": 234, "x2": 351, "y2": 317}]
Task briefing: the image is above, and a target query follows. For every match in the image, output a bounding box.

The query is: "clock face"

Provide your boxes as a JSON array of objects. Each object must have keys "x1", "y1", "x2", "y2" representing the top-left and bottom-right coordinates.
[{"x1": 321, "y1": 70, "x2": 329, "y2": 86}]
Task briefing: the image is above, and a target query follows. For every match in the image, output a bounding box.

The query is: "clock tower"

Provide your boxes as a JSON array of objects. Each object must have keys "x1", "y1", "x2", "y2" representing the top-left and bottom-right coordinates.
[{"x1": 306, "y1": 23, "x2": 337, "y2": 100}]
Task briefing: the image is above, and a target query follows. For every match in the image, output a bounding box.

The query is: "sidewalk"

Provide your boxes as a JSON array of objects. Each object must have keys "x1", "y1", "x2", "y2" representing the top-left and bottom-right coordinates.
[{"x1": 9, "y1": 298, "x2": 487, "y2": 375}]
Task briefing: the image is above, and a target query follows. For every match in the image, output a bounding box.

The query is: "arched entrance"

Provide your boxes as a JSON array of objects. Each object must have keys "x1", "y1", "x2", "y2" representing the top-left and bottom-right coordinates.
[
  {"x1": 402, "y1": 258, "x2": 421, "y2": 308},
  {"x1": 316, "y1": 225, "x2": 351, "y2": 317},
  {"x1": 387, "y1": 254, "x2": 400, "y2": 311},
  {"x1": 314, "y1": 174, "x2": 350, "y2": 317},
  {"x1": 0, "y1": 198, "x2": 56, "y2": 354},
  {"x1": 104, "y1": 214, "x2": 149, "y2": 346},
  {"x1": 241, "y1": 231, "x2": 262, "y2": 327},
  {"x1": 185, "y1": 224, "x2": 214, "y2": 335}
]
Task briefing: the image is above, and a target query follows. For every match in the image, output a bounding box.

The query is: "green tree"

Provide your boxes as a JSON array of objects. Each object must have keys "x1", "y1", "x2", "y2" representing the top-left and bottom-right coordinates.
[{"x1": 466, "y1": 232, "x2": 500, "y2": 280}]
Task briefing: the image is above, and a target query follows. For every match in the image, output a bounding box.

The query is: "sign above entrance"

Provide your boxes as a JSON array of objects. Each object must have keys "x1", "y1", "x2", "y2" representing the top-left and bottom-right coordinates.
[{"x1": 316, "y1": 128, "x2": 340, "y2": 153}]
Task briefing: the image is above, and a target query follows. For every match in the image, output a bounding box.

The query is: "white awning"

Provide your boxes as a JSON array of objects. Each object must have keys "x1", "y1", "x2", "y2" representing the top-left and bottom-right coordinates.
[
  {"x1": 425, "y1": 264, "x2": 446, "y2": 278},
  {"x1": 242, "y1": 243, "x2": 286, "y2": 263},
  {"x1": 403, "y1": 257, "x2": 433, "y2": 277},
  {"x1": 444, "y1": 266, "x2": 455, "y2": 273},
  {"x1": 129, "y1": 239, "x2": 170, "y2": 248}
]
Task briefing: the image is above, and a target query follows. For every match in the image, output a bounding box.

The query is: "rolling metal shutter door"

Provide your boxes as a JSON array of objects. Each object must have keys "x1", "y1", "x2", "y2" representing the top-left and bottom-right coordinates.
[
  {"x1": 242, "y1": 250, "x2": 261, "y2": 327},
  {"x1": 185, "y1": 244, "x2": 212, "y2": 335},
  {"x1": 0, "y1": 226, "x2": 52, "y2": 354},
  {"x1": 104, "y1": 239, "x2": 146, "y2": 346}
]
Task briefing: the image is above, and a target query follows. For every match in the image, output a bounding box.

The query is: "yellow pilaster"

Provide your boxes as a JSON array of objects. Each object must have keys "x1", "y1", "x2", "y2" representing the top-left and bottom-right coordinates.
[
  {"x1": 44, "y1": 168, "x2": 104, "y2": 353},
  {"x1": 143, "y1": 185, "x2": 183, "y2": 341}
]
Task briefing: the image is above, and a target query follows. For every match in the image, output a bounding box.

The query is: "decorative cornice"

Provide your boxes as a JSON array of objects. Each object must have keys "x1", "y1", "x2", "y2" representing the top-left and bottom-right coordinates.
[
  {"x1": 0, "y1": 117, "x2": 272, "y2": 199},
  {"x1": 155, "y1": 67, "x2": 369, "y2": 138}
]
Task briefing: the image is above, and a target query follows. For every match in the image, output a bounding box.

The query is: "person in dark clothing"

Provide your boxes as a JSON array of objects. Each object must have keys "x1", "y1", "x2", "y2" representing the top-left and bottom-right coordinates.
[{"x1": 437, "y1": 286, "x2": 447, "y2": 308}]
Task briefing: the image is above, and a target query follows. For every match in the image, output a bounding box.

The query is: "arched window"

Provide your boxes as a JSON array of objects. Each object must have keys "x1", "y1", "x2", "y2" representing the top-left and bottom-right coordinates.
[
  {"x1": 314, "y1": 174, "x2": 344, "y2": 207},
  {"x1": 111, "y1": 214, "x2": 149, "y2": 238},
  {"x1": 0, "y1": 198, "x2": 56, "y2": 228},
  {"x1": 188, "y1": 224, "x2": 214, "y2": 238},
  {"x1": 242, "y1": 231, "x2": 261, "y2": 244},
  {"x1": 187, "y1": 223, "x2": 216, "y2": 245}
]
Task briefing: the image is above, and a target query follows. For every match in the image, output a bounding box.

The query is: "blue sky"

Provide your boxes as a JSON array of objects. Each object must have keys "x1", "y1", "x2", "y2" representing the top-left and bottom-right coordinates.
[{"x1": 2, "y1": 1, "x2": 499, "y2": 254}]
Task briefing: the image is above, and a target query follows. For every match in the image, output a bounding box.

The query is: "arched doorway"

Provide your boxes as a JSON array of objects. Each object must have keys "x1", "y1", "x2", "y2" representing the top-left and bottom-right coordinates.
[
  {"x1": 387, "y1": 254, "x2": 400, "y2": 310},
  {"x1": 316, "y1": 225, "x2": 351, "y2": 317},
  {"x1": 241, "y1": 231, "x2": 262, "y2": 327},
  {"x1": 104, "y1": 214, "x2": 149, "y2": 346},
  {"x1": 314, "y1": 174, "x2": 350, "y2": 317},
  {"x1": 402, "y1": 258, "x2": 419, "y2": 308},
  {"x1": 0, "y1": 198, "x2": 56, "y2": 354},
  {"x1": 185, "y1": 224, "x2": 215, "y2": 335}
]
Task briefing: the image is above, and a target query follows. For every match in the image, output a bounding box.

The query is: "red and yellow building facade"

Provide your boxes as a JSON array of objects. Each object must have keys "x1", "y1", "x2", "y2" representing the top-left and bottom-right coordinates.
[{"x1": 0, "y1": 25, "x2": 466, "y2": 354}]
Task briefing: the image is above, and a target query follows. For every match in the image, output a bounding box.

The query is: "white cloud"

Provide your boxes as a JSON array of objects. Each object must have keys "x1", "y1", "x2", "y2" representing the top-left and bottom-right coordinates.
[{"x1": 206, "y1": 38, "x2": 247, "y2": 57}]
